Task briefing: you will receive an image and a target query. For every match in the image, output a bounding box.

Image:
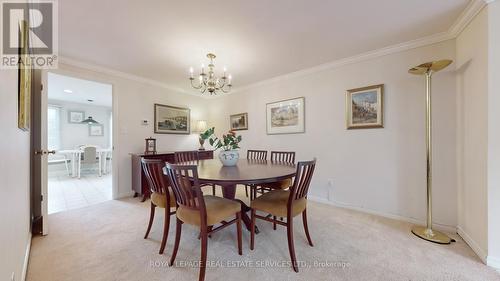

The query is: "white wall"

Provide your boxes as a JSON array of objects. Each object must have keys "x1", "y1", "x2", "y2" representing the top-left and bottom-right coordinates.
[
  {"x1": 210, "y1": 40, "x2": 458, "y2": 228},
  {"x1": 46, "y1": 64, "x2": 212, "y2": 198},
  {"x1": 48, "y1": 100, "x2": 112, "y2": 149},
  {"x1": 487, "y1": 0, "x2": 500, "y2": 268},
  {"x1": 455, "y1": 6, "x2": 489, "y2": 260},
  {"x1": 0, "y1": 70, "x2": 32, "y2": 281}
]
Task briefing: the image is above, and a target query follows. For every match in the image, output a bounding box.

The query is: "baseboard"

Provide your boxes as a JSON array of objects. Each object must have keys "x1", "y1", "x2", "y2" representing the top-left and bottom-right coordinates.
[
  {"x1": 307, "y1": 195, "x2": 457, "y2": 234},
  {"x1": 116, "y1": 190, "x2": 136, "y2": 199},
  {"x1": 456, "y1": 227, "x2": 488, "y2": 263},
  {"x1": 22, "y1": 232, "x2": 32, "y2": 281},
  {"x1": 487, "y1": 255, "x2": 500, "y2": 271}
]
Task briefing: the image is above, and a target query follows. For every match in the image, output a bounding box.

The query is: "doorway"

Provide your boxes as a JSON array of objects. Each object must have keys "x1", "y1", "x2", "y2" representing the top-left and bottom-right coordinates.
[{"x1": 46, "y1": 73, "x2": 113, "y2": 214}]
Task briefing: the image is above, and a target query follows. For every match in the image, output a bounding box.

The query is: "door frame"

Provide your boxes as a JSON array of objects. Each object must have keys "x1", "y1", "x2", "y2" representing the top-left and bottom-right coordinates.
[{"x1": 35, "y1": 70, "x2": 117, "y2": 235}]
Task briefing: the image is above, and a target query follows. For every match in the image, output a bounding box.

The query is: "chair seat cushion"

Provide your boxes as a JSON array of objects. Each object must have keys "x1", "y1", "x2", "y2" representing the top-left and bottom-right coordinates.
[
  {"x1": 260, "y1": 178, "x2": 292, "y2": 190},
  {"x1": 176, "y1": 195, "x2": 240, "y2": 226},
  {"x1": 250, "y1": 190, "x2": 306, "y2": 217},
  {"x1": 151, "y1": 190, "x2": 176, "y2": 209}
]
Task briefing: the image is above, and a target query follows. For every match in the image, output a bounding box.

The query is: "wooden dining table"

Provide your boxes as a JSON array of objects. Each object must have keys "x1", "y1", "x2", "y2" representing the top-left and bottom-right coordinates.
[{"x1": 195, "y1": 159, "x2": 297, "y2": 232}]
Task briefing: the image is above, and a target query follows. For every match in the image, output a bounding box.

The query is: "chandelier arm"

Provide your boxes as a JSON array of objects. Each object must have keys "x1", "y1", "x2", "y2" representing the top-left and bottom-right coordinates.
[{"x1": 190, "y1": 79, "x2": 203, "y2": 89}]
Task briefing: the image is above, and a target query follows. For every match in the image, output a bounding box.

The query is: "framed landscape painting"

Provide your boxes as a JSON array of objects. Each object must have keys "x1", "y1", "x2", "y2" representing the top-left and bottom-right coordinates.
[
  {"x1": 154, "y1": 103, "x2": 190, "y2": 134},
  {"x1": 346, "y1": 84, "x2": 384, "y2": 129},
  {"x1": 68, "y1": 111, "x2": 85, "y2": 123},
  {"x1": 18, "y1": 21, "x2": 31, "y2": 131},
  {"x1": 88, "y1": 124, "x2": 104, "y2": 136},
  {"x1": 230, "y1": 113, "x2": 248, "y2": 131},
  {"x1": 266, "y1": 97, "x2": 305, "y2": 135}
]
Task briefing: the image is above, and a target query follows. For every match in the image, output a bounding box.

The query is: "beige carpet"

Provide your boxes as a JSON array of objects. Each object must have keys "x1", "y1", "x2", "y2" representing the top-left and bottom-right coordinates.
[{"x1": 27, "y1": 189, "x2": 500, "y2": 281}]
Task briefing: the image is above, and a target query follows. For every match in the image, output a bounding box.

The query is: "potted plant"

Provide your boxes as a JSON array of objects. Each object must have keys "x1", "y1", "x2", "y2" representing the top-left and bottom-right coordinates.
[{"x1": 203, "y1": 127, "x2": 242, "y2": 166}]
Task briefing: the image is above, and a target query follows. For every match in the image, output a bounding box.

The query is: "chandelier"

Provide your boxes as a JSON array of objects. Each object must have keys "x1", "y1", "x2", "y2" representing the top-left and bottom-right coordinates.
[{"x1": 189, "y1": 53, "x2": 232, "y2": 95}]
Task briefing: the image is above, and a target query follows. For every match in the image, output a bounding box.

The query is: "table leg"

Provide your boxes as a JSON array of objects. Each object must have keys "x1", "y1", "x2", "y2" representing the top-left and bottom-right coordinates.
[
  {"x1": 221, "y1": 184, "x2": 259, "y2": 233},
  {"x1": 71, "y1": 153, "x2": 76, "y2": 177}
]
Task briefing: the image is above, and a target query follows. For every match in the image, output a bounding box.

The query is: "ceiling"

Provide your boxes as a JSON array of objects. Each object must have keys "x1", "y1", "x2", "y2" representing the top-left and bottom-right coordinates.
[
  {"x1": 48, "y1": 72, "x2": 112, "y2": 107},
  {"x1": 59, "y1": 0, "x2": 470, "y2": 93}
]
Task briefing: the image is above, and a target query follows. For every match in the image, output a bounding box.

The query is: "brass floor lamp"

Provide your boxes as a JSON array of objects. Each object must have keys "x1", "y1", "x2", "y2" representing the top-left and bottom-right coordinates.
[{"x1": 409, "y1": 60, "x2": 454, "y2": 244}]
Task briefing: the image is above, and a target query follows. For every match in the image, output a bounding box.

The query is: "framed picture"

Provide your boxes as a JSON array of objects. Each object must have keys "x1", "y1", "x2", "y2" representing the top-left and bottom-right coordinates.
[
  {"x1": 68, "y1": 111, "x2": 85, "y2": 123},
  {"x1": 89, "y1": 124, "x2": 104, "y2": 136},
  {"x1": 18, "y1": 20, "x2": 31, "y2": 131},
  {"x1": 154, "y1": 103, "x2": 190, "y2": 134},
  {"x1": 266, "y1": 97, "x2": 305, "y2": 135},
  {"x1": 346, "y1": 84, "x2": 384, "y2": 129},
  {"x1": 230, "y1": 113, "x2": 248, "y2": 131}
]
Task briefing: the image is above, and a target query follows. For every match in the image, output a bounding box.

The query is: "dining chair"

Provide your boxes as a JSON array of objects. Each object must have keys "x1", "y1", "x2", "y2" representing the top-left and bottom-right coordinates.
[
  {"x1": 250, "y1": 159, "x2": 316, "y2": 273},
  {"x1": 164, "y1": 163, "x2": 242, "y2": 281},
  {"x1": 271, "y1": 151, "x2": 296, "y2": 163},
  {"x1": 141, "y1": 158, "x2": 176, "y2": 254},
  {"x1": 252, "y1": 151, "x2": 296, "y2": 198},
  {"x1": 48, "y1": 153, "x2": 70, "y2": 176},
  {"x1": 78, "y1": 146, "x2": 101, "y2": 178},
  {"x1": 245, "y1": 150, "x2": 268, "y2": 199},
  {"x1": 174, "y1": 151, "x2": 216, "y2": 196}
]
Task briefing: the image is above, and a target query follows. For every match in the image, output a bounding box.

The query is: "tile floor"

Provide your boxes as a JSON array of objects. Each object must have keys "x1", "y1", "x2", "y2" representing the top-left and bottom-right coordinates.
[{"x1": 48, "y1": 168, "x2": 112, "y2": 214}]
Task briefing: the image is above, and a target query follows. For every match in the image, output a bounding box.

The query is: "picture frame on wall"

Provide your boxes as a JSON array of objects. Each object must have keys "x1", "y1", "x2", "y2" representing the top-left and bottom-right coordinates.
[
  {"x1": 154, "y1": 103, "x2": 190, "y2": 134},
  {"x1": 346, "y1": 84, "x2": 384, "y2": 129},
  {"x1": 266, "y1": 97, "x2": 305, "y2": 135},
  {"x1": 18, "y1": 20, "x2": 31, "y2": 131},
  {"x1": 68, "y1": 111, "x2": 85, "y2": 123},
  {"x1": 88, "y1": 124, "x2": 104, "y2": 136},
  {"x1": 230, "y1": 113, "x2": 248, "y2": 131}
]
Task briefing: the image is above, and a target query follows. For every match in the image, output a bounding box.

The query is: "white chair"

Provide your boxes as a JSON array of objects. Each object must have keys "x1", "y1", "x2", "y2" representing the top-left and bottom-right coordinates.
[
  {"x1": 48, "y1": 153, "x2": 70, "y2": 176},
  {"x1": 103, "y1": 150, "x2": 112, "y2": 174},
  {"x1": 78, "y1": 146, "x2": 101, "y2": 178}
]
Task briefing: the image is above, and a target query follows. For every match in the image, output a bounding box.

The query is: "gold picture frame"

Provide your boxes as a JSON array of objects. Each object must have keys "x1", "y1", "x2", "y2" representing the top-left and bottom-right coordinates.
[
  {"x1": 18, "y1": 20, "x2": 32, "y2": 131},
  {"x1": 230, "y1": 113, "x2": 248, "y2": 131},
  {"x1": 346, "y1": 84, "x2": 384, "y2": 129}
]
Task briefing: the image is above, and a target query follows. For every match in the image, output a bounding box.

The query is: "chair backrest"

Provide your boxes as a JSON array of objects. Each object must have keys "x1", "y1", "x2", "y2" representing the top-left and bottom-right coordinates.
[
  {"x1": 82, "y1": 146, "x2": 97, "y2": 164},
  {"x1": 288, "y1": 159, "x2": 316, "y2": 203},
  {"x1": 271, "y1": 151, "x2": 295, "y2": 164},
  {"x1": 164, "y1": 163, "x2": 207, "y2": 223},
  {"x1": 175, "y1": 151, "x2": 200, "y2": 164},
  {"x1": 141, "y1": 158, "x2": 168, "y2": 194},
  {"x1": 247, "y1": 150, "x2": 267, "y2": 160}
]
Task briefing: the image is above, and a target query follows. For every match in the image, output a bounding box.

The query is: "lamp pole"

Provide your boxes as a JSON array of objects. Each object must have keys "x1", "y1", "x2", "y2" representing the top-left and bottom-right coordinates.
[{"x1": 409, "y1": 59, "x2": 454, "y2": 244}]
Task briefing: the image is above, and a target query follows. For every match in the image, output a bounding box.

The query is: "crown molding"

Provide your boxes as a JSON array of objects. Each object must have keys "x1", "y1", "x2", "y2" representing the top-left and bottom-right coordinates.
[
  {"x1": 59, "y1": 0, "x2": 493, "y2": 98},
  {"x1": 58, "y1": 56, "x2": 206, "y2": 98},
  {"x1": 230, "y1": 31, "x2": 453, "y2": 94},
  {"x1": 229, "y1": 0, "x2": 490, "y2": 94},
  {"x1": 448, "y1": 0, "x2": 488, "y2": 37}
]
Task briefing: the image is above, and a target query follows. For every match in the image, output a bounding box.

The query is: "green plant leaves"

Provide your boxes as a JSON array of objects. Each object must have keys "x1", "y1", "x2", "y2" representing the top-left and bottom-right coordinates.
[{"x1": 202, "y1": 127, "x2": 242, "y2": 151}]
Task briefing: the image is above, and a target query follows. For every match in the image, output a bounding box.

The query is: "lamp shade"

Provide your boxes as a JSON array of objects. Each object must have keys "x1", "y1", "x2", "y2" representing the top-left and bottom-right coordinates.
[
  {"x1": 195, "y1": 120, "x2": 208, "y2": 133},
  {"x1": 81, "y1": 116, "x2": 99, "y2": 124}
]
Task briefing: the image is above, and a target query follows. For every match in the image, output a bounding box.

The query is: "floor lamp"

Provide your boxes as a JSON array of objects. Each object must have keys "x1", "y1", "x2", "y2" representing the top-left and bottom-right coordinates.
[{"x1": 408, "y1": 59, "x2": 454, "y2": 244}]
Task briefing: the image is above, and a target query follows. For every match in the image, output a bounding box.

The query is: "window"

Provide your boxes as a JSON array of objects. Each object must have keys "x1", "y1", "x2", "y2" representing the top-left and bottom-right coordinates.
[{"x1": 47, "y1": 105, "x2": 61, "y2": 150}]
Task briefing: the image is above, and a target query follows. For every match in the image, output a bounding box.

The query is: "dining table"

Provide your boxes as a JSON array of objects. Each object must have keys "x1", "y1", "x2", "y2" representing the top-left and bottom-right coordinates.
[
  {"x1": 57, "y1": 148, "x2": 112, "y2": 177},
  {"x1": 193, "y1": 158, "x2": 297, "y2": 232}
]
